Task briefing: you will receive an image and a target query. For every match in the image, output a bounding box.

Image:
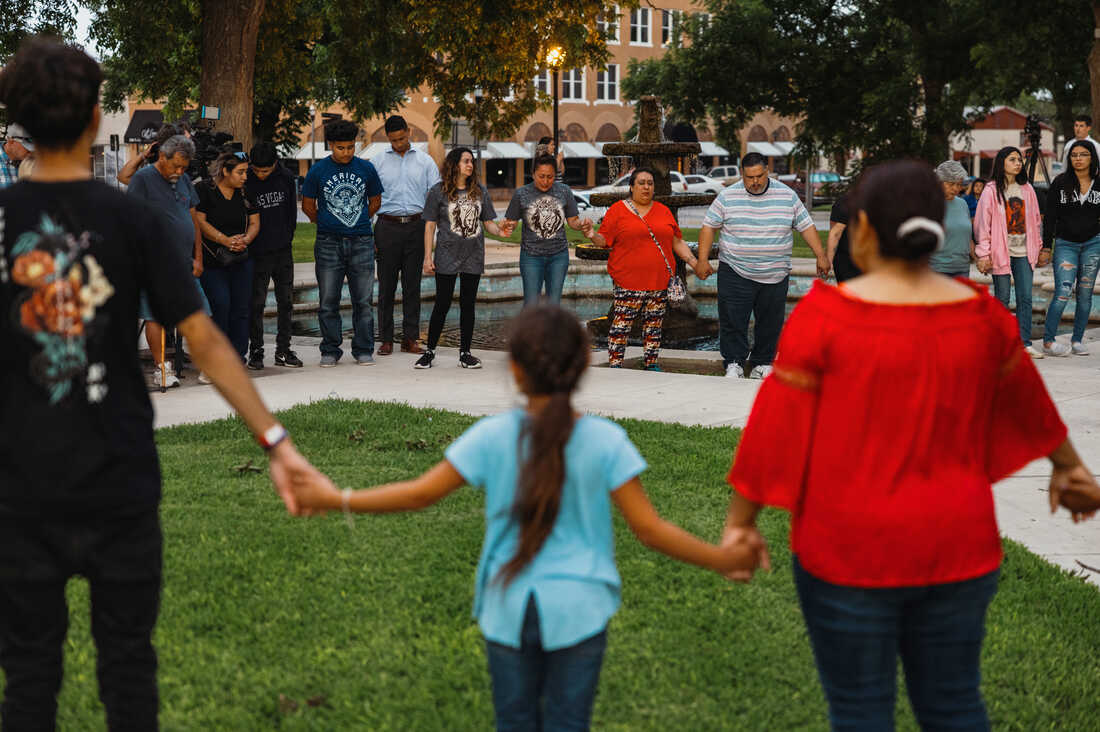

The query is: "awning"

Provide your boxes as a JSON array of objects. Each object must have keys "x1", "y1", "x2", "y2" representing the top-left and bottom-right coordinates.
[
  {"x1": 746, "y1": 141, "x2": 784, "y2": 157},
  {"x1": 293, "y1": 142, "x2": 331, "y2": 160},
  {"x1": 124, "y1": 110, "x2": 165, "y2": 144},
  {"x1": 357, "y1": 141, "x2": 428, "y2": 160},
  {"x1": 699, "y1": 142, "x2": 730, "y2": 157},
  {"x1": 771, "y1": 141, "x2": 796, "y2": 156},
  {"x1": 561, "y1": 141, "x2": 604, "y2": 158},
  {"x1": 486, "y1": 141, "x2": 529, "y2": 159}
]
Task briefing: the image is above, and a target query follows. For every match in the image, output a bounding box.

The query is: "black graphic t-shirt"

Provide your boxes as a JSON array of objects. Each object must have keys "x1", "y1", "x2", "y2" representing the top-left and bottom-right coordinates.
[
  {"x1": 0, "y1": 180, "x2": 204, "y2": 516},
  {"x1": 505, "y1": 182, "x2": 579, "y2": 256},
  {"x1": 423, "y1": 182, "x2": 495, "y2": 275},
  {"x1": 197, "y1": 181, "x2": 256, "y2": 269}
]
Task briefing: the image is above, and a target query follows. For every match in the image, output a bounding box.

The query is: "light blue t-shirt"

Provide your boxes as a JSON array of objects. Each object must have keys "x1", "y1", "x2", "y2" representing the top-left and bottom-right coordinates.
[
  {"x1": 445, "y1": 409, "x2": 646, "y2": 651},
  {"x1": 930, "y1": 196, "x2": 973, "y2": 275},
  {"x1": 301, "y1": 156, "x2": 384, "y2": 236}
]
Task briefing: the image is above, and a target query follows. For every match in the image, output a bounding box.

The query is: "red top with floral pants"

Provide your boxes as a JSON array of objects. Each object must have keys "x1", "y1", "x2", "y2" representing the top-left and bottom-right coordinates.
[
  {"x1": 728, "y1": 280, "x2": 1067, "y2": 587},
  {"x1": 599, "y1": 200, "x2": 682, "y2": 291}
]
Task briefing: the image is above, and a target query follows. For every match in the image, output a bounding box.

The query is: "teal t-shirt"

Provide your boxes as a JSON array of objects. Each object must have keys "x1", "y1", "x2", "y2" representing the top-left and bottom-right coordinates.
[
  {"x1": 445, "y1": 409, "x2": 646, "y2": 650},
  {"x1": 930, "y1": 196, "x2": 973, "y2": 275}
]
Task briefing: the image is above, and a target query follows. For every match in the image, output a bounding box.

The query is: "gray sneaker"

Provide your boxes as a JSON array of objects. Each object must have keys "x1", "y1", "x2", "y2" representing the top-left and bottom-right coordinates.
[
  {"x1": 1071, "y1": 341, "x2": 1090, "y2": 355},
  {"x1": 354, "y1": 354, "x2": 376, "y2": 366},
  {"x1": 319, "y1": 354, "x2": 339, "y2": 368},
  {"x1": 1043, "y1": 342, "x2": 1071, "y2": 357}
]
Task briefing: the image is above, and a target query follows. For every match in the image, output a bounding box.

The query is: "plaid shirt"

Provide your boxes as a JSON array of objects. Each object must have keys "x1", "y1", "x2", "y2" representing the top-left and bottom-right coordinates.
[{"x1": 0, "y1": 149, "x2": 17, "y2": 188}]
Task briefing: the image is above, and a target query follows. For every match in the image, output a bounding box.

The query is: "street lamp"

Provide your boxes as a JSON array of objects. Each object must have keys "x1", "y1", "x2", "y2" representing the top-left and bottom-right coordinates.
[
  {"x1": 473, "y1": 86, "x2": 484, "y2": 165},
  {"x1": 545, "y1": 46, "x2": 565, "y2": 152}
]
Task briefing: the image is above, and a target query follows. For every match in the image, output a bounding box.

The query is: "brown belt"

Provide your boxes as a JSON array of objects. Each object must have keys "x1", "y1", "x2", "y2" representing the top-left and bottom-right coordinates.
[{"x1": 378, "y1": 213, "x2": 422, "y2": 224}]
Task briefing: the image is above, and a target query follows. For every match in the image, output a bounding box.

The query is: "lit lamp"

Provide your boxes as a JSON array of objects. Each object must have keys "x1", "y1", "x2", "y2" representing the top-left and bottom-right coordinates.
[{"x1": 545, "y1": 46, "x2": 565, "y2": 152}]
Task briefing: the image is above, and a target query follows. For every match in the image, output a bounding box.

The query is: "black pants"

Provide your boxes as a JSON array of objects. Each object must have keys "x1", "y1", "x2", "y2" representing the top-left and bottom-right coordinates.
[
  {"x1": 375, "y1": 219, "x2": 425, "y2": 343},
  {"x1": 0, "y1": 509, "x2": 162, "y2": 731},
  {"x1": 427, "y1": 272, "x2": 481, "y2": 352},
  {"x1": 248, "y1": 247, "x2": 295, "y2": 357},
  {"x1": 716, "y1": 262, "x2": 789, "y2": 367}
]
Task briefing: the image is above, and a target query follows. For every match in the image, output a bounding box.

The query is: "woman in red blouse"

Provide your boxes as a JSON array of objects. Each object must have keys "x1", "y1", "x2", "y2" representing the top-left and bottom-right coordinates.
[
  {"x1": 724, "y1": 161, "x2": 1100, "y2": 730},
  {"x1": 587, "y1": 168, "x2": 698, "y2": 370}
]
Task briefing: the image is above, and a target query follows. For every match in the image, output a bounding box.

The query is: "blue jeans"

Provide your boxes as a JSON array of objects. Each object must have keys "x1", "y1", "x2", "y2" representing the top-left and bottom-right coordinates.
[
  {"x1": 991, "y1": 256, "x2": 1034, "y2": 345},
  {"x1": 314, "y1": 232, "x2": 375, "y2": 360},
  {"x1": 716, "y1": 262, "x2": 789, "y2": 367},
  {"x1": 200, "y1": 258, "x2": 254, "y2": 358},
  {"x1": 1043, "y1": 235, "x2": 1100, "y2": 344},
  {"x1": 519, "y1": 249, "x2": 570, "y2": 306},
  {"x1": 794, "y1": 558, "x2": 999, "y2": 732},
  {"x1": 485, "y1": 597, "x2": 607, "y2": 732}
]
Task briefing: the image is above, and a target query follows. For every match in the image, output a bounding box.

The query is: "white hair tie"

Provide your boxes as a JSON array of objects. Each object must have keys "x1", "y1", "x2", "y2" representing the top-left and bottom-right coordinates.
[{"x1": 896, "y1": 217, "x2": 944, "y2": 248}]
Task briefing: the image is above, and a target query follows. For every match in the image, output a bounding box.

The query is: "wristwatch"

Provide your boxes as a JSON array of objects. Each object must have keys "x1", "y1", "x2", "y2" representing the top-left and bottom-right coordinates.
[{"x1": 257, "y1": 423, "x2": 288, "y2": 451}]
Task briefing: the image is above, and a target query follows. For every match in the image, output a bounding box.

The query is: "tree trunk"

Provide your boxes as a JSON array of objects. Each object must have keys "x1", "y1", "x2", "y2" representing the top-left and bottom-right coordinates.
[
  {"x1": 1053, "y1": 92, "x2": 1075, "y2": 156},
  {"x1": 199, "y1": 0, "x2": 266, "y2": 150},
  {"x1": 921, "y1": 78, "x2": 950, "y2": 162},
  {"x1": 1091, "y1": 2, "x2": 1100, "y2": 129}
]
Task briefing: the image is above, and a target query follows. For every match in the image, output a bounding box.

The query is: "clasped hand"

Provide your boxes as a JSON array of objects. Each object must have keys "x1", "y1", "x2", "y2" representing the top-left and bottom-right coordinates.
[{"x1": 717, "y1": 525, "x2": 771, "y2": 582}]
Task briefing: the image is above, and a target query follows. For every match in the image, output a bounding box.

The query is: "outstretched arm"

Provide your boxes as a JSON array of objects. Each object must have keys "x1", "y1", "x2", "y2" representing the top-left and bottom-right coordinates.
[
  {"x1": 1048, "y1": 438, "x2": 1100, "y2": 521},
  {"x1": 291, "y1": 459, "x2": 466, "y2": 515}
]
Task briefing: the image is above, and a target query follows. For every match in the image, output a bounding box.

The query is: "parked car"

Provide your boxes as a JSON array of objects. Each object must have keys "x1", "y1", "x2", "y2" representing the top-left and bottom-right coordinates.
[
  {"x1": 789, "y1": 171, "x2": 849, "y2": 205},
  {"x1": 707, "y1": 165, "x2": 741, "y2": 185},
  {"x1": 573, "y1": 191, "x2": 608, "y2": 223},
  {"x1": 683, "y1": 174, "x2": 726, "y2": 195},
  {"x1": 586, "y1": 170, "x2": 690, "y2": 197}
]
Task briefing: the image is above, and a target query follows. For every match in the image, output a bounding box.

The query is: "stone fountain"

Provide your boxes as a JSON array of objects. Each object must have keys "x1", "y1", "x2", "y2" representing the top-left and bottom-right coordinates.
[{"x1": 577, "y1": 96, "x2": 720, "y2": 346}]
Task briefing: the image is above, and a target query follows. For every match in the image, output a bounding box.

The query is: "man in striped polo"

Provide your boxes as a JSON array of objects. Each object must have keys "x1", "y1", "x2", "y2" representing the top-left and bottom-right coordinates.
[{"x1": 695, "y1": 152, "x2": 829, "y2": 379}]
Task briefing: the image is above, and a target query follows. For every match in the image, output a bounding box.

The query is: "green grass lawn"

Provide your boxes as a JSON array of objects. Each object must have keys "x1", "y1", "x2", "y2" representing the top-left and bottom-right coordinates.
[
  {"x1": 292, "y1": 222, "x2": 823, "y2": 263},
  {"x1": 25, "y1": 401, "x2": 1100, "y2": 729}
]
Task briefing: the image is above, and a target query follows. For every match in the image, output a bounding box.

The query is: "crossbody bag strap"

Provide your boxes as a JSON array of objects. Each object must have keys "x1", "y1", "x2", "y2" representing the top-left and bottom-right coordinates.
[{"x1": 624, "y1": 200, "x2": 673, "y2": 278}]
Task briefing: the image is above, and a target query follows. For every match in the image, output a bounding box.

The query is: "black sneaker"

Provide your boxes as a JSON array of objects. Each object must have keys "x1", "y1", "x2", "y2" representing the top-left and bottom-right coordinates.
[
  {"x1": 275, "y1": 350, "x2": 303, "y2": 368},
  {"x1": 414, "y1": 350, "x2": 435, "y2": 369},
  {"x1": 458, "y1": 352, "x2": 482, "y2": 369},
  {"x1": 247, "y1": 352, "x2": 264, "y2": 370}
]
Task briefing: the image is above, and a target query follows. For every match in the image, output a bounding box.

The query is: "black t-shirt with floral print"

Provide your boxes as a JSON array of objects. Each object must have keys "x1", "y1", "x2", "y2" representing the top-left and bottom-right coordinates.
[{"x1": 0, "y1": 180, "x2": 204, "y2": 516}]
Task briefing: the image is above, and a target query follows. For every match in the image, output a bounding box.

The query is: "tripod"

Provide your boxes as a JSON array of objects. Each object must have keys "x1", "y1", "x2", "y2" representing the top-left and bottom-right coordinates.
[{"x1": 1024, "y1": 114, "x2": 1050, "y2": 185}]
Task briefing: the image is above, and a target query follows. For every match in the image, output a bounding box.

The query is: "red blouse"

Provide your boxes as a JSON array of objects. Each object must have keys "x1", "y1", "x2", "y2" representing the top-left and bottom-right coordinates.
[
  {"x1": 728, "y1": 280, "x2": 1067, "y2": 587},
  {"x1": 600, "y1": 200, "x2": 683, "y2": 291}
]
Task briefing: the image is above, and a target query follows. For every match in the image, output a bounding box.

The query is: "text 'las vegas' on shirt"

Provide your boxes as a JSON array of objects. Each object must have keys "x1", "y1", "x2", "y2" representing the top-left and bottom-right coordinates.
[
  {"x1": 703, "y1": 179, "x2": 814, "y2": 284},
  {"x1": 302, "y1": 156, "x2": 384, "y2": 237}
]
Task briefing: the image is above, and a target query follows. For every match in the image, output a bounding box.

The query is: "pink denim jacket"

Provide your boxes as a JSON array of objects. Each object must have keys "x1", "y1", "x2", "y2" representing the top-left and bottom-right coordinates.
[{"x1": 972, "y1": 183, "x2": 1042, "y2": 275}]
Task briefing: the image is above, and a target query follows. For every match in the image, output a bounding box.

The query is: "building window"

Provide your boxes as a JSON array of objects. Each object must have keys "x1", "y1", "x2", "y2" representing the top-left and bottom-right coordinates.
[
  {"x1": 662, "y1": 10, "x2": 681, "y2": 46},
  {"x1": 597, "y1": 5, "x2": 620, "y2": 44},
  {"x1": 533, "y1": 71, "x2": 550, "y2": 96},
  {"x1": 596, "y1": 65, "x2": 619, "y2": 102},
  {"x1": 561, "y1": 69, "x2": 585, "y2": 101},
  {"x1": 630, "y1": 8, "x2": 650, "y2": 45}
]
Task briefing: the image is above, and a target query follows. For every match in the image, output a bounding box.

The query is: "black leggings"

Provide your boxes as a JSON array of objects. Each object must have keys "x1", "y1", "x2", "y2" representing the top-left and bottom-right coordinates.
[{"x1": 428, "y1": 272, "x2": 481, "y2": 352}]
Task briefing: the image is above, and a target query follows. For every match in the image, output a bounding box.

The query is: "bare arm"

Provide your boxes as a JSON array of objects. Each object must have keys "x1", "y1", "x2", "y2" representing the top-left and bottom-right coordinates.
[
  {"x1": 1048, "y1": 438, "x2": 1100, "y2": 520},
  {"x1": 241, "y1": 213, "x2": 260, "y2": 247},
  {"x1": 291, "y1": 459, "x2": 466, "y2": 515},
  {"x1": 694, "y1": 225, "x2": 719, "y2": 279},
  {"x1": 483, "y1": 219, "x2": 505, "y2": 237},
  {"x1": 302, "y1": 196, "x2": 318, "y2": 223},
  {"x1": 193, "y1": 210, "x2": 230, "y2": 246},
  {"x1": 672, "y1": 236, "x2": 698, "y2": 267},
  {"x1": 423, "y1": 220, "x2": 437, "y2": 275},
  {"x1": 612, "y1": 477, "x2": 761, "y2": 575},
  {"x1": 826, "y1": 222, "x2": 846, "y2": 262},
  {"x1": 800, "y1": 225, "x2": 830, "y2": 277},
  {"x1": 367, "y1": 194, "x2": 381, "y2": 217},
  {"x1": 116, "y1": 146, "x2": 149, "y2": 185}
]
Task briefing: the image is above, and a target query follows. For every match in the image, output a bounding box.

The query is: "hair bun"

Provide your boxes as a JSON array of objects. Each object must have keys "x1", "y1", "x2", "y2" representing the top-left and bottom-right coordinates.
[{"x1": 897, "y1": 229, "x2": 940, "y2": 260}]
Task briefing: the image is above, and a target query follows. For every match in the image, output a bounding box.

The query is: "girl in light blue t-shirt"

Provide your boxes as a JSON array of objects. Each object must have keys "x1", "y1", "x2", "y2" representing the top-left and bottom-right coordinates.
[{"x1": 291, "y1": 305, "x2": 764, "y2": 730}]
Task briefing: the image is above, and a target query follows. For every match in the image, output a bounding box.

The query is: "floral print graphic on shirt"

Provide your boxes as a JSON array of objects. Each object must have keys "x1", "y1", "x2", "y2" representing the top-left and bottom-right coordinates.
[{"x1": 9, "y1": 214, "x2": 114, "y2": 404}]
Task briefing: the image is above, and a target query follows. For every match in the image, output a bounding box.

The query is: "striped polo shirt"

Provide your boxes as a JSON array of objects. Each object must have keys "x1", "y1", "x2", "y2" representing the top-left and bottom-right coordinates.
[{"x1": 703, "y1": 179, "x2": 813, "y2": 284}]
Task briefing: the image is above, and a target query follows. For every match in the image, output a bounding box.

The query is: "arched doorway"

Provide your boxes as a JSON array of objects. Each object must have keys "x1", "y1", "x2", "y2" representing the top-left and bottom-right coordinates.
[
  {"x1": 564, "y1": 123, "x2": 588, "y2": 142},
  {"x1": 595, "y1": 123, "x2": 621, "y2": 142},
  {"x1": 525, "y1": 122, "x2": 551, "y2": 142}
]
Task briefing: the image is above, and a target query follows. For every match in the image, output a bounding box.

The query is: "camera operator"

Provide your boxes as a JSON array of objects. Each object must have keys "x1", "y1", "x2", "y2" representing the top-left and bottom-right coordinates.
[
  {"x1": 117, "y1": 121, "x2": 190, "y2": 186},
  {"x1": 127, "y1": 134, "x2": 209, "y2": 387}
]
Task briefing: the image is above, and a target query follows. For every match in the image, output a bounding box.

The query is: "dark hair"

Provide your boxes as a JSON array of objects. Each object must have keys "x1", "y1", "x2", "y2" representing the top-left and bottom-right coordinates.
[
  {"x1": 441, "y1": 147, "x2": 480, "y2": 201},
  {"x1": 1075, "y1": 114, "x2": 1092, "y2": 127},
  {"x1": 533, "y1": 154, "x2": 558, "y2": 174},
  {"x1": 741, "y1": 152, "x2": 766, "y2": 169},
  {"x1": 849, "y1": 160, "x2": 945, "y2": 263},
  {"x1": 537, "y1": 135, "x2": 552, "y2": 146},
  {"x1": 324, "y1": 119, "x2": 359, "y2": 143},
  {"x1": 990, "y1": 146, "x2": 1026, "y2": 204},
  {"x1": 970, "y1": 178, "x2": 986, "y2": 194},
  {"x1": 1054, "y1": 140, "x2": 1099, "y2": 193},
  {"x1": 384, "y1": 115, "x2": 408, "y2": 134},
  {"x1": 498, "y1": 305, "x2": 589, "y2": 585},
  {"x1": 250, "y1": 141, "x2": 279, "y2": 167},
  {"x1": 0, "y1": 37, "x2": 103, "y2": 148},
  {"x1": 211, "y1": 151, "x2": 248, "y2": 181},
  {"x1": 628, "y1": 166, "x2": 656, "y2": 188}
]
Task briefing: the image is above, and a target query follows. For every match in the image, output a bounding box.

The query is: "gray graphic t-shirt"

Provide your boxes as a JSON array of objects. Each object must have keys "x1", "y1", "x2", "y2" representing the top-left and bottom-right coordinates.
[
  {"x1": 423, "y1": 183, "x2": 495, "y2": 275},
  {"x1": 505, "y1": 182, "x2": 578, "y2": 256}
]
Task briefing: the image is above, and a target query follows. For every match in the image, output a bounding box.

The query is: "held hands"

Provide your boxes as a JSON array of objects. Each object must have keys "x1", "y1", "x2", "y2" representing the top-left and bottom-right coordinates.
[
  {"x1": 498, "y1": 220, "x2": 517, "y2": 238},
  {"x1": 580, "y1": 218, "x2": 595, "y2": 238},
  {"x1": 693, "y1": 259, "x2": 714, "y2": 280},
  {"x1": 816, "y1": 255, "x2": 831, "y2": 279},
  {"x1": 715, "y1": 525, "x2": 771, "y2": 582},
  {"x1": 1037, "y1": 249, "x2": 1052, "y2": 267},
  {"x1": 267, "y1": 440, "x2": 340, "y2": 517},
  {"x1": 976, "y1": 256, "x2": 992, "y2": 275},
  {"x1": 1049, "y1": 462, "x2": 1100, "y2": 523},
  {"x1": 424, "y1": 256, "x2": 435, "y2": 276}
]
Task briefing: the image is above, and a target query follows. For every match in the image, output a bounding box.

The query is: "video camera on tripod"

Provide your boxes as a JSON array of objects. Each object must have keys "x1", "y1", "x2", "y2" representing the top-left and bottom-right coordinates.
[{"x1": 1023, "y1": 113, "x2": 1049, "y2": 184}]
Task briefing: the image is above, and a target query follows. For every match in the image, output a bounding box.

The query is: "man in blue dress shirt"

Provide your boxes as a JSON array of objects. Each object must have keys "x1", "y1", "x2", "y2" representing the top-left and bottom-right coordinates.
[{"x1": 370, "y1": 115, "x2": 441, "y2": 355}]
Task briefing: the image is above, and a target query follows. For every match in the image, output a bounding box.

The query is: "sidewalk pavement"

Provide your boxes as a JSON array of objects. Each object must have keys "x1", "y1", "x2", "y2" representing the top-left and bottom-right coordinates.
[{"x1": 151, "y1": 328, "x2": 1100, "y2": 588}]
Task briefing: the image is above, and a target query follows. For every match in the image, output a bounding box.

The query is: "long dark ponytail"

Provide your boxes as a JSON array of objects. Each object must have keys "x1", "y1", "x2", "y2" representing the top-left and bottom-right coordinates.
[{"x1": 497, "y1": 305, "x2": 590, "y2": 585}]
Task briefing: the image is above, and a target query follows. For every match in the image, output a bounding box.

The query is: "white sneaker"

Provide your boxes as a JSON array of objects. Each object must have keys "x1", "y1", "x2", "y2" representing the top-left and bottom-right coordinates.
[
  {"x1": 725, "y1": 363, "x2": 745, "y2": 378},
  {"x1": 1043, "y1": 342, "x2": 1071, "y2": 357},
  {"x1": 1071, "y1": 341, "x2": 1090, "y2": 355},
  {"x1": 197, "y1": 371, "x2": 212, "y2": 384},
  {"x1": 748, "y1": 364, "x2": 773, "y2": 379},
  {"x1": 152, "y1": 367, "x2": 180, "y2": 388},
  {"x1": 1024, "y1": 344, "x2": 1045, "y2": 359}
]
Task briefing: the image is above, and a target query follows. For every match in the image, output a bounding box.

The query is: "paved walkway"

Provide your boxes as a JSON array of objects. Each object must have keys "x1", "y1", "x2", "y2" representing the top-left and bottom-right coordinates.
[{"x1": 150, "y1": 327, "x2": 1100, "y2": 588}]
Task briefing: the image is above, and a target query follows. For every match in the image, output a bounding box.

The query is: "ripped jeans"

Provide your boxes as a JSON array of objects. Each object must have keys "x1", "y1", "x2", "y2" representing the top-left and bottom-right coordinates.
[{"x1": 1043, "y1": 235, "x2": 1100, "y2": 344}]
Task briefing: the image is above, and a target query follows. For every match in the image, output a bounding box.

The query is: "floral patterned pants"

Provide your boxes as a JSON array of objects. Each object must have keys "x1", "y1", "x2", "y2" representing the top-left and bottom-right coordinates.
[{"x1": 608, "y1": 286, "x2": 668, "y2": 367}]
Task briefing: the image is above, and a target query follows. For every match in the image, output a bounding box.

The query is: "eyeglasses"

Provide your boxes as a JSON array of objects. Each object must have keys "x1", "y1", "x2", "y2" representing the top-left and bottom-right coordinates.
[{"x1": 1069, "y1": 152, "x2": 1091, "y2": 159}]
